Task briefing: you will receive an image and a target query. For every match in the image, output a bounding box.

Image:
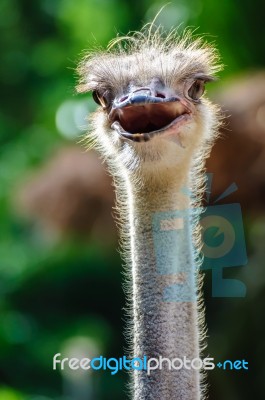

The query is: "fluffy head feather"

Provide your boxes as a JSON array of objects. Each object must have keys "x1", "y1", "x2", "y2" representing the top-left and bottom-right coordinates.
[{"x1": 77, "y1": 27, "x2": 221, "y2": 94}]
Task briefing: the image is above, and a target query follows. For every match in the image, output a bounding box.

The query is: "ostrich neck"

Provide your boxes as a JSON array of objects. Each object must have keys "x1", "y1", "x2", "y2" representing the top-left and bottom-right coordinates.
[{"x1": 124, "y1": 171, "x2": 201, "y2": 400}]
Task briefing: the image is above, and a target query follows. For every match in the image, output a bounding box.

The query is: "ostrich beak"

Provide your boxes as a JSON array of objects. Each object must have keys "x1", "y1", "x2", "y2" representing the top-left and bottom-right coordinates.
[{"x1": 109, "y1": 88, "x2": 191, "y2": 142}]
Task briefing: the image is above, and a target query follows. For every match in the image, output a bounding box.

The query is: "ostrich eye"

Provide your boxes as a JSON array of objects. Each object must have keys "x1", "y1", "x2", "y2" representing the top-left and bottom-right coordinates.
[
  {"x1": 187, "y1": 79, "x2": 205, "y2": 101},
  {"x1": 92, "y1": 90, "x2": 111, "y2": 109}
]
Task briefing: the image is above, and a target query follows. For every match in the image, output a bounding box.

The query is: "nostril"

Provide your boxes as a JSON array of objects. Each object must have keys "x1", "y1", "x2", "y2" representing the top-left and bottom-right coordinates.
[
  {"x1": 156, "y1": 92, "x2": 166, "y2": 99},
  {"x1": 120, "y1": 95, "x2": 129, "y2": 102}
]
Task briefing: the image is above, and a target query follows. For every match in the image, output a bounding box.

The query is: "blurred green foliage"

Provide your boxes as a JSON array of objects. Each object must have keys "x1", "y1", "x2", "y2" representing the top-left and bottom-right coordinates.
[{"x1": 0, "y1": 0, "x2": 265, "y2": 399}]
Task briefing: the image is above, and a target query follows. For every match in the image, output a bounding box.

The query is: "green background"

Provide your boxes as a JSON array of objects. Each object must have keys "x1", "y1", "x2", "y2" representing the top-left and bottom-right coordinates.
[{"x1": 0, "y1": 0, "x2": 265, "y2": 399}]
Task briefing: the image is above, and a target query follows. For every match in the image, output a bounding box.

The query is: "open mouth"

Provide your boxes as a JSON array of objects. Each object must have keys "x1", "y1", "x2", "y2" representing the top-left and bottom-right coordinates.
[{"x1": 109, "y1": 95, "x2": 191, "y2": 142}]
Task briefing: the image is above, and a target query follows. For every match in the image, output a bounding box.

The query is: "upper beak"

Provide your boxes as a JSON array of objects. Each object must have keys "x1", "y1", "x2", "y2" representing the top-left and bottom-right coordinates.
[{"x1": 110, "y1": 87, "x2": 181, "y2": 110}]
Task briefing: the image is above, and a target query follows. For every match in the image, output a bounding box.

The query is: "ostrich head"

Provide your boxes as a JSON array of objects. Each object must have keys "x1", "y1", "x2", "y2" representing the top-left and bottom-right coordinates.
[{"x1": 77, "y1": 28, "x2": 221, "y2": 180}]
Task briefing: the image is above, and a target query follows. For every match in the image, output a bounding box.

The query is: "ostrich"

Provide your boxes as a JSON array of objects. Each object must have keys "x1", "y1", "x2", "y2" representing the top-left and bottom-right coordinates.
[{"x1": 77, "y1": 26, "x2": 221, "y2": 400}]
